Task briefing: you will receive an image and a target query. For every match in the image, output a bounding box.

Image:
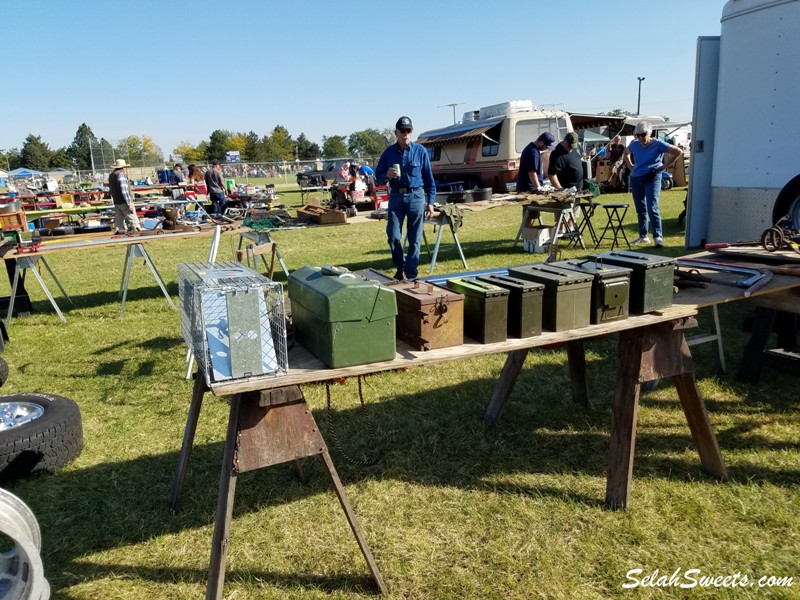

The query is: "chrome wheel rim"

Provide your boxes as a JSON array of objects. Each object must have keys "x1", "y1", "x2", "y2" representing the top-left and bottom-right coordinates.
[{"x1": 0, "y1": 402, "x2": 45, "y2": 432}]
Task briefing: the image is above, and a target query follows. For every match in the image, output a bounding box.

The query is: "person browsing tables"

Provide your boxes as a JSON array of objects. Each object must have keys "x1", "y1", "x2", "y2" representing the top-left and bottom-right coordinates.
[
  {"x1": 547, "y1": 131, "x2": 584, "y2": 191},
  {"x1": 204, "y1": 160, "x2": 227, "y2": 215},
  {"x1": 108, "y1": 159, "x2": 141, "y2": 234},
  {"x1": 516, "y1": 131, "x2": 556, "y2": 193},
  {"x1": 623, "y1": 121, "x2": 683, "y2": 247},
  {"x1": 375, "y1": 116, "x2": 436, "y2": 281}
]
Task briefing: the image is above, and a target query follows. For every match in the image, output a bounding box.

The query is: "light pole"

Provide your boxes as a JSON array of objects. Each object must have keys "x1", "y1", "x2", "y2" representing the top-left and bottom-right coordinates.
[{"x1": 636, "y1": 76, "x2": 646, "y2": 116}]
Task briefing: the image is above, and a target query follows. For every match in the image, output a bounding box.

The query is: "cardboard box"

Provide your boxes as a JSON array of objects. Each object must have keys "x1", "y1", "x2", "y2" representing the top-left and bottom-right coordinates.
[
  {"x1": 521, "y1": 225, "x2": 552, "y2": 253},
  {"x1": 297, "y1": 205, "x2": 347, "y2": 225}
]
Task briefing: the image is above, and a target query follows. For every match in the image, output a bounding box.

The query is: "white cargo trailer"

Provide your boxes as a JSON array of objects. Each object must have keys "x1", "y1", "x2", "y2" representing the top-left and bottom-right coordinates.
[{"x1": 687, "y1": 0, "x2": 800, "y2": 247}]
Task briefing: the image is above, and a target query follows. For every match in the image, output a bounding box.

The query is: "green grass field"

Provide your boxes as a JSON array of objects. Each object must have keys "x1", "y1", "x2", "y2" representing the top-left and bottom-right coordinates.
[{"x1": 2, "y1": 187, "x2": 799, "y2": 599}]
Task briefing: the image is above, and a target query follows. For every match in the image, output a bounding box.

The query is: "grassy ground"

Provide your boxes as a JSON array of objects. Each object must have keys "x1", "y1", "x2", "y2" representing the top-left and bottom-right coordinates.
[{"x1": 3, "y1": 187, "x2": 799, "y2": 599}]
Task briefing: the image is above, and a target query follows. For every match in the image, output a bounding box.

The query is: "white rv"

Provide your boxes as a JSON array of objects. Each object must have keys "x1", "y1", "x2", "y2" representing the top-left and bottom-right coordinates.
[
  {"x1": 687, "y1": 0, "x2": 800, "y2": 246},
  {"x1": 417, "y1": 100, "x2": 625, "y2": 192}
]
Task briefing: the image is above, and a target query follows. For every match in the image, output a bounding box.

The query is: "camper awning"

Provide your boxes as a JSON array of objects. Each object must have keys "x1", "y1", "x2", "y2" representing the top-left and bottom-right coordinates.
[
  {"x1": 417, "y1": 118, "x2": 503, "y2": 147},
  {"x1": 568, "y1": 113, "x2": 627, "y2": 132}
]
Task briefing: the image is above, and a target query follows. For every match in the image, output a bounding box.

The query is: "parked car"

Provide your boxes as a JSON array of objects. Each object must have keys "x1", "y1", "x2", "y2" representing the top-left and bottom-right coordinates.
[{"x1": 296, "y1": 159, "x2": 354, "y2": 188}]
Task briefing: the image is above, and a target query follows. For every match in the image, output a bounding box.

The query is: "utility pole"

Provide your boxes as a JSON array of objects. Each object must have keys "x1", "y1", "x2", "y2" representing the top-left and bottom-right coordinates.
[
  {"x1": 636, "y1": 77, "x2": 646, "y2": 116},
  {"x1": 438, "y1": 102, "x2": 464, "y2": 125}
]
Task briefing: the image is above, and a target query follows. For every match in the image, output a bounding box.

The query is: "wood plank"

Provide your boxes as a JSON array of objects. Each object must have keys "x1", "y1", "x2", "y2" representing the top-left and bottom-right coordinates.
[
  {"x1": 210, "y1": 307, "x2": 699, "y2": 396},
  {"x1": 673, "y1": 372, "x2": 727, "y2": 480}
]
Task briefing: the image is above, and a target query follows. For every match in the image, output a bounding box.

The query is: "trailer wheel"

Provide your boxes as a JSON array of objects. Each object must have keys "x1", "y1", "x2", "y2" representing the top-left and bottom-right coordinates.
[
  {"x1": 0, "y1": 393, "x2": 83, "y2": 482},
  {"x1": 772, "y1": 173, "x2": 800, "y2": 227},
  {"x1": 661, "y1": 176, "x2": 673, "y2": 190}
]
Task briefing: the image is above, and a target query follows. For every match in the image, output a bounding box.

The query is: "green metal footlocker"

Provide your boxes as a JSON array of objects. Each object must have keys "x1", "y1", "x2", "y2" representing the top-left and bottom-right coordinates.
[{"x1": 288, "y1": 266, "x2": 397, "y2": 368}]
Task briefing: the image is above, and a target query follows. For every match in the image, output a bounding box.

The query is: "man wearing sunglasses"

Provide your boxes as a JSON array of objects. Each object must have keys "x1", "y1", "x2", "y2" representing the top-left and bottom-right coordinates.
[
  {"x1": 623, "y1": 121, "x2": 683, "y2": 247},
  {"x1": 376, "y1": 116, "x2": 436, "y2": 281}
]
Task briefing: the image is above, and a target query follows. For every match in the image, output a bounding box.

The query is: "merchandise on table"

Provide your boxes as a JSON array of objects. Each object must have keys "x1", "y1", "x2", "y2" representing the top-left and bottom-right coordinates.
[
  {"x1": 288, "y1": 266, "x2": 397, "y2": 368},
  {"x1": 507, "y1": 264, "x2": 593, "y2": 331},
  {"x1": 589, "y1": 251, "x2": 675, "y2": 314},
  {"x1": 551, "y1": 259, "x2": 632, "y2": 324},
  {"x1": 446, "y1": 277, "x2": 509, "y2": 344},
  {"x1": 476, "y1": 274, "x2": 544, "y2": 337},
  {"x1": 392, "y1": 280, "x2": 464, "y2": 351},
  {"x1": 178, "y1": 261, "x2": 288, "y2": 385}
]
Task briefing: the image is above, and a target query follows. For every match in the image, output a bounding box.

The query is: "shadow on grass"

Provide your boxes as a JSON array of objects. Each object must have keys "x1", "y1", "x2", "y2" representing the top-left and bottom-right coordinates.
[{"x1": 11, "y1": 340, "x2": 798, "y2": 594}]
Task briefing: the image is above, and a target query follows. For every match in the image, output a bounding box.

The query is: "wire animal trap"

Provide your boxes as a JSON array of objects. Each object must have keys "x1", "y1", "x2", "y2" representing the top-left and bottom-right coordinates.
[{"x1": 178, "y1": 261, "x2": 288, "y2": 386}]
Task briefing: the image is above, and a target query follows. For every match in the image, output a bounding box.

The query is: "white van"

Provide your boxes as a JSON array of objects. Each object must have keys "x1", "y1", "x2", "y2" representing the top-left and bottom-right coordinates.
[{"x1": 417, "y1": 100, "x2": 625, "y2": 192}]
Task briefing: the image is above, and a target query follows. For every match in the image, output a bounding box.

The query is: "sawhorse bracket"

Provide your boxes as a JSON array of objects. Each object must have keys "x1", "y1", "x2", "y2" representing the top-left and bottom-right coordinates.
[{"x1": 6, "y1": 254, "x2": 72, "y2": 325}]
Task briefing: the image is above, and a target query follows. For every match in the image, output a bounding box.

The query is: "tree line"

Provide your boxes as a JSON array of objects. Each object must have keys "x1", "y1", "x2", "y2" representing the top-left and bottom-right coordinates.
[{"x1": 1, "y1": 124, "x2": 396, "y2": 172}]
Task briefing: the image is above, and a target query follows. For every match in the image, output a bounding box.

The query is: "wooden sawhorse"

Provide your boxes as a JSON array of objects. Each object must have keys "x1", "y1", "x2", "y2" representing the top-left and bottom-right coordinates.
[
  {"x1": 483, "y1": 317, "x2": 727, "y2": 509},
  {"x1": 237, "y1": 230, "x2": 290, "y2": 279},
  {"x1": 170, "y1": 377, "x2": 386, "y2": 599},
  {"x1": 512, "y1": 202, "x2": 586, "y2": 250}
]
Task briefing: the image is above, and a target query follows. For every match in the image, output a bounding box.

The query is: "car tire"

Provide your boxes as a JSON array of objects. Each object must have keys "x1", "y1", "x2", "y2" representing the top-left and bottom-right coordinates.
[
  {"x1": 0, "y1": 393, "x2": 83, "y2": 482},
  {"x1": 661, "y1": 177, "x2": 673, "y2": 190}
]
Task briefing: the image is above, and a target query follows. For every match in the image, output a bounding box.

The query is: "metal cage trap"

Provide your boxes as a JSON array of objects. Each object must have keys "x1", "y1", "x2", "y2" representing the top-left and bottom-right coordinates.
[{"x1": 178, "y1": 261, "x2": 288, "y2": 386}]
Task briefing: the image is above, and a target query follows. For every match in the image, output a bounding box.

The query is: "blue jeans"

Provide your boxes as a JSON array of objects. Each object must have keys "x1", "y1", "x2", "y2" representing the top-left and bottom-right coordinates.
[
  {"x1": 386, "y1": 189, "x2": 425, "y2": 279},
  {"x1": 209, "y1": 191, "x2": 226, "y2": 215},
  {"x1": 630, "y1": 173, "x2": 662, "y2": 239}
]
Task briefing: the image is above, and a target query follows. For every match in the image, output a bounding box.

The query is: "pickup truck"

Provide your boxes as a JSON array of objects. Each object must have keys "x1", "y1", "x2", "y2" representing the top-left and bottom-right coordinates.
[{"x1": 296, "y1": 159, "x2": 354, "y2": 188}]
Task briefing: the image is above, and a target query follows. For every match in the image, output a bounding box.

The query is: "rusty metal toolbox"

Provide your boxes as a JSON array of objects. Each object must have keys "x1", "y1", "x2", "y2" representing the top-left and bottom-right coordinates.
[
  {"x1": 476, "y1": 274, "x2": 544, "y2": 338},
  {"x1": 551, "y1": 259, "x2": 631, "y2": 324},
  {"x1": 507, "y1": 264, "x2": 593, "y2": 331},
  {"x1": 446, "y1": 277, "x2": 509, "y2": 344},
  {"x1": 288, "y1": 266, "x2": 397, "y2": 368},
  {"x1": 589, "y1": 251, "x2": 675, "y2": 314},
  {"x1": 392, "y1": 280, "x2": 464, "y2": 351}
]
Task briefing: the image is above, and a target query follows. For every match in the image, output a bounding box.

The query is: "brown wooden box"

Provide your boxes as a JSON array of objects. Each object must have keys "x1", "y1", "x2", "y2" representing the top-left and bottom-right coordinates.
[
  {"x1": 0, "y1": 211, "x2": 27, "y2": 231},
  {"x1": 296, "y1": 205, "x2": 347, "y2": 225},
  {"x1": 392, "y1": 280, "x2": 464, "y2": 351}
]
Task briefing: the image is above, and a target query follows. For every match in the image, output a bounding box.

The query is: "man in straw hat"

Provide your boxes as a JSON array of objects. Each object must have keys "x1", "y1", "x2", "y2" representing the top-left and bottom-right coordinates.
[{"x1": 108, "y1": 159, "x2": 141, "y2": 234}]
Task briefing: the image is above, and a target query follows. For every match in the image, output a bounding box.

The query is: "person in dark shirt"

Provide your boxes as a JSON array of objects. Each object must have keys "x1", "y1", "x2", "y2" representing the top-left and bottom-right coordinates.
[
  {"x1": 516, "y1": 131, "x2": 556, "y2": 193},
  {"x1": 203, "y1": 160, "x2": 227, "y2": 215},
  {"x1": 547, "y1": 132, "x2": 584, "y2": 190},
  {"x1": 108, "y1": 159, "x2": 141, "y2": 234},
  {"x1": 375, "y1": 116, "x2": 436, "y2": 281}
]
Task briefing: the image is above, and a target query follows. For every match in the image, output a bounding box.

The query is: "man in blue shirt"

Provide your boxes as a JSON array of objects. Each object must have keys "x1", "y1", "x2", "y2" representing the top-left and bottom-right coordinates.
[
  {"x1": 515, "y1": 131, "x2": 556, "y2": 193},
  {"x1": 376, "y1": 116, "x2": 436, "y2": 281}
]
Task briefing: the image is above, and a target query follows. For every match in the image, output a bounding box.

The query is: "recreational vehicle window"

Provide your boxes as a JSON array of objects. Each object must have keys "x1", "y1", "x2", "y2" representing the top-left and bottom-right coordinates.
[
  {"x1": 481, "y1": 123, "x2": 502, "y2": 157},
  {"x1": 427, "y1": 146, "x2": 441, "y2": 162},
  {"x1": 514, "y1": 117, "x2": 566, "y2": 153}
]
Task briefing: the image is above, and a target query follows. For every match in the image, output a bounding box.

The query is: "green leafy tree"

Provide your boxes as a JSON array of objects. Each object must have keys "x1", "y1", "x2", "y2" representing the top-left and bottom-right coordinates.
[
  {"x1": 205, "y1": 130, "x2": 232, "y2": 162},
  {"x1": 268, "y1": 126, "x2": 295, "y2": 161},
  {"x1": 20, "y1": 135, "x2": 53, "y2": 171},
  {"x1": 321, "y1": 135, "x2": 348, "y2": 159},
  {"x1": 348, "y1": 128, "x2": 391, "y2": 160},
  {"x1": 115, "y1": 135, "x2": 163, "y2": 167},
  {"x1": 605, "y1": 108, "x2": 635, "y2": 117},
  {"x1": 173, "y1": 141, "x2": 205, "y2": 164},
  {"x1": 243, "y1": 131, "x2": 263, "y2": 162},
  {"x1": 295, "y1": 133, "x2": 317, "y2": 160},
  {"x1": 50, "y1": 147, "x2": 73, "y2": 170},
  {"x1": 0, "y1": 149, "x2": 21, "y2": 171},
  {"x1": 68, "y1": 123, "x2": 98, "y2": 171}
]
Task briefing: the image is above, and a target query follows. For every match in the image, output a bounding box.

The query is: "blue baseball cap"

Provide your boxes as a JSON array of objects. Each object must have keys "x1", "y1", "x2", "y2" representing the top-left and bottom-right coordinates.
[{"x1": 537, "y1": 132, "x2": 556, "y2": 150}]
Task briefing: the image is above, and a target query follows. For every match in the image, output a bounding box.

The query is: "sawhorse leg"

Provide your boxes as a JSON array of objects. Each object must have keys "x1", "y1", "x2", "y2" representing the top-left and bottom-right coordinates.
[
  {"x1": 427, "y1": 215, "x2": 468, "y2": 274},
  {"x1": 605, "y1": 319, "x2": 727, "y2": 509},
  {"x1": 237, "y1": 231, "x2": 289, "y2": 278},
  {"x1": 6, "y1": 255, "x2": 69, "y2": 325},
  {"x1": 171, "y1": 382, "x2": 386, "y2": 598},
  {"x1": 170, "y1": 373, "x2": 208, "y2": 512},
  {"x1": 484, "y1": 340, "x2": 589, "y2": 425},
  {"x1": 119, "y1": 243, "x2": 176, "y2": 316}
]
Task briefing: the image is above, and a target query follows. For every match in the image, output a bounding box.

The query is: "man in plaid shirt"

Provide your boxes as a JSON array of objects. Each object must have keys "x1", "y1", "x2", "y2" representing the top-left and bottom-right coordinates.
[{"x1": 108, "y1": 159, "x2": 141, "y2": 234}]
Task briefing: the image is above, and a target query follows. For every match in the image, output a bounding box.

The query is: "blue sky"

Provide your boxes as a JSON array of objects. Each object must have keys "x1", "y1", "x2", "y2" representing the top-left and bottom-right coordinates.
[{"x1": 1, "y1": 0, "x2": 724, "y2": 158}]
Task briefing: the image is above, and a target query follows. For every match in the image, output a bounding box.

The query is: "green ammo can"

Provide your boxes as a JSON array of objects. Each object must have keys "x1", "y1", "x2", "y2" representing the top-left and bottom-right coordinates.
[
  {"x1": 507, "y1": 264, "x2": 593, "y2": 331},
  {"x1": 446, "y1": 277, "x2": 509, "y2": 344},
  {"x1": 476, "y1": 274, "x2": 544, "y2": 338},
  {"x1": 589, "y1": 251, "x2": 675, "y2": 314},
  {"x1": 288, "y1": 266, "x2": 397, "y2": 368},
  {"x1": 551, "y1": 259, "x2": 632, "y2": 324}
]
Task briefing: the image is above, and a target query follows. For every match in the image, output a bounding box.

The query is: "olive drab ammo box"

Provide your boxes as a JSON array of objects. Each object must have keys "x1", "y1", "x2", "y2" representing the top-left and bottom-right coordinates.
[
  {"x1": 446, "y1": 277, "x2": 509, "y2": 344},
  {"x1": 475, "y1": 274, "x2": 544, "y2": 338},
  {"x1": 392, "y1": 280, "x2": 464, "y2": 351},
  {"x1": 551, "y1": 259, "x2": 632, "y2": 324},
  {"x1": 288, "y1": 266, "x2": 397, "y2": 368},
  {"x1": 589, "y1": 251, "x2": 675, "y2": 314},
  {"x1": 507, "y1": 264, "x2": 593, "y2": 331}
]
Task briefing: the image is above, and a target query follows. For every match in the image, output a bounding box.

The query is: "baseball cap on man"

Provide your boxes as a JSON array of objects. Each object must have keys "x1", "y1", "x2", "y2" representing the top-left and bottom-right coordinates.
[
  {"x1": 396, "y1": 116, "x2": 413, "y2": 130},
  {"x1": 564, "y1": 132, "x2": 579, "y2": 146},
  {"x1": 536, "y1": 132, "x2": 556, "y2": 150}
]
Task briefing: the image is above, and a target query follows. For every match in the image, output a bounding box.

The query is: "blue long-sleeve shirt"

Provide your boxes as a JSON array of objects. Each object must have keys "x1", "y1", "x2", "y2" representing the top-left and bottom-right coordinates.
[{"x1": 375, "y1": 142, "x2": 436, "y2": 205}]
